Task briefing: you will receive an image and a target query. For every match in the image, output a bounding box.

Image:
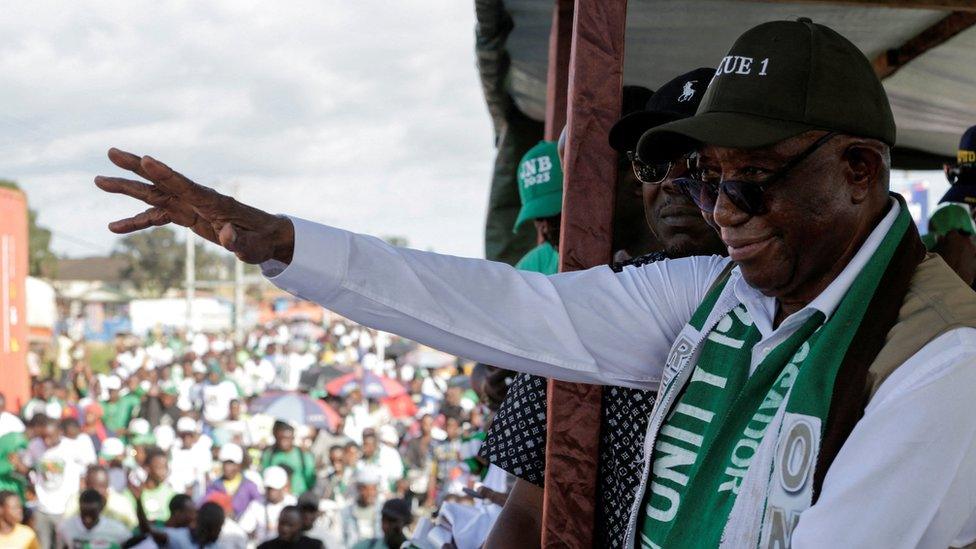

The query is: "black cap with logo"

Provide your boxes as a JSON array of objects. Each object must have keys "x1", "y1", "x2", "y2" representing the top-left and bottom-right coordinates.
[
  {"x1": 609, "y1": 67, "x2": 715, "y2": 153},
  {"x1": 636, "y1": 18, "x2": 896, "y2": 161}
]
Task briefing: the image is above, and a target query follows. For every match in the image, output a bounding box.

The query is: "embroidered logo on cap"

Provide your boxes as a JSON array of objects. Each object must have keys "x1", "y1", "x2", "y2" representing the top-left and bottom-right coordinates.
[{"x1": 678, "y1": 81, "x2": 698, "y2": 102}]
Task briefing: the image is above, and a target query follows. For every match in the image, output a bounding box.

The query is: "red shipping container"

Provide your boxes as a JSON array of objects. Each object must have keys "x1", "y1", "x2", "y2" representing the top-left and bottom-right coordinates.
[{"x1": 0, "y1": 187, "x2": 31, "y2": 411}]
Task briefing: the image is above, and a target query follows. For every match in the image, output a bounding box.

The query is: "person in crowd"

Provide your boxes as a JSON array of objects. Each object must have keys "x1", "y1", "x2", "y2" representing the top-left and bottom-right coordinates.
[
  {"x1": 340, "y1": 467, "x2": 385, "y2": 547},
  {"x1": 202, "y1": 492, "x2": 248, "y2": 549},
  {"x1": 204, "y1": 442, "x2": 262, "y2": 519},
  {"x1": 925, "y1": 124, "x2": 976, "y2": 287},
  {"x1": 63, "y1": 465, "x2": 137, "y2": 531},
  {"x1": 59, "y1": 418, "x2": 97, "y2": 471},
  {"x1": 96, "y1": 439, "x2": 127, "y2": 493},
  {"x1": 96, "y1": 18, "x2": 976, "y2": 548},
  {"x1": 200, "y1": 364, "x2": 240, "y2": 425},
  {"x1": 169, "y1": 416, "x2": 212, "y2": 498},
  {"x1": 0, "y1": 394, "x2": 26, "y2": 437},
  {"x1": 256, "y1": 505, "x2": 323, "y2": 549},
  {"x1": 55, "y1": 489, "x2": 131, "y2": 549},
  {"x1": 0, "y1": 490, "x2": 39, "y2": 548},
  {"x1": 359, "y1": 429, "x2": 401, "y2": 492},
  {"x1": 238, "y1": 466, "x2": 296, "y2": 543},
  {"x1": 80, "y1": 404, "x2": 107, "y2": 451},
  {"x1": 351, "y1": 498, "x2": 412, "y2": 549},
  {"x1": 22, "y1": 380, "x2": 62, "y2": 422},
  {"x1": 261, "y1": 422, "x2": 315, "y2": 497},
  {"x1": 30, "y1": 416, "x2": 82, "y2": 549},
  {"x1": 431, "y1": 417, "x2": 462, "y2": 498},
  {"x1": 162, "y1": 501, "x2": 225, "y2": 549},
  {"x1": 297, "y1": 492, "x2": 341, "y2": 548},
  {"x1": 100, "y1": 376, "x2": 138, "y2": 437},
  {"x1": 133, "y1": 448, "x2": 176, "y2": 525}
]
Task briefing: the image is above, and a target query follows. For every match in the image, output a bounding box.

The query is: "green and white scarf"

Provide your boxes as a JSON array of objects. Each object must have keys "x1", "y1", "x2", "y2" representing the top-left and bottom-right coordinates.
[{"x1": 639, "y1": 202, "x2": 914, "y2": 549}]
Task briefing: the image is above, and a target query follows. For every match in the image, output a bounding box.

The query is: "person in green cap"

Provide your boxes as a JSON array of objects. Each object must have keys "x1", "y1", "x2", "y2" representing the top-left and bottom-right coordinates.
[
  {"x1": 95, "y1": 18, "x2": 976, "y2": 549},
  {"x1": 512, "y1": 140, "x2": 563, "y2": 275},
  {"x1": 100, "y1": 375, "x2": 139, "y2": 437},
  {"x1": 925, "y1": 125, "x2": 976, "y2": 287}
]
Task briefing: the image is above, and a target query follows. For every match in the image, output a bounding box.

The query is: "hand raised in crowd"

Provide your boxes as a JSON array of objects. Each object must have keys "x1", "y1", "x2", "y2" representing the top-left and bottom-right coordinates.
[{"x1": 95, "y1": 148, "x2": 295, "y2": 264}]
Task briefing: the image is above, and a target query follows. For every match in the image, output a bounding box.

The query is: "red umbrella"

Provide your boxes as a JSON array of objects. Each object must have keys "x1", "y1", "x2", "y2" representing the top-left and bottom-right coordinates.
[
  {"x1": 326, "y1": 371, "x2": 407, "y2": 399},
  {"x1": 382, "y1": 393, "x2": 418, "y2": 419}
]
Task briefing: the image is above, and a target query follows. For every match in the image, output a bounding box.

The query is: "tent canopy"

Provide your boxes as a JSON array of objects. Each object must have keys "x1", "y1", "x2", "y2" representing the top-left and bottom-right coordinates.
[{"x1": 501, "y1": 0, "x2": 976, "y2": 165}]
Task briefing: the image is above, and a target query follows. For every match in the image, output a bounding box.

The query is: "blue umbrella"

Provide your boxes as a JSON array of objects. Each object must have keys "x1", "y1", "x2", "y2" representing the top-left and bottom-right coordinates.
[{"x1": 249, "y1": 391, "x2": 340, "y2": 430}]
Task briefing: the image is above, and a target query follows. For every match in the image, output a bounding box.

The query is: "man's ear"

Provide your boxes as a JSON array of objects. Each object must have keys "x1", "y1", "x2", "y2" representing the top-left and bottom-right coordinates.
[{"x1": 841, "y1": 139, "x2": 887, "y2": 204}]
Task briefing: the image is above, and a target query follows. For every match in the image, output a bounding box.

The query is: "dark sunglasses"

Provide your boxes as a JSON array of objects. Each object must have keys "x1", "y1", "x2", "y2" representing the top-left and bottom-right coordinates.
[
  {"x1": 626, "y1": 151, "x2": 687, "y2": 185},
  {"x1": 674, "y1": 132, "x2": 838, "y2": 216}
]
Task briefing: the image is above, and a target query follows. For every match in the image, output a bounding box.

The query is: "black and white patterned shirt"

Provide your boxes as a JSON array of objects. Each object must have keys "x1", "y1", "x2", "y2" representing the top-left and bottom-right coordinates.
[{"x1": 479, "y1": 251, "x2": 666, "y2": 546}]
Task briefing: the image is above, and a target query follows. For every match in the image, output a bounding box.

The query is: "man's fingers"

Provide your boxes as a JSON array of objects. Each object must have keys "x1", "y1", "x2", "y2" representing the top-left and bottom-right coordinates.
[
  {"x1": 107, "y1": 148, "x2": 153, "y2": 181},
  {"x1": 107, "y1": 208, "x2": 172, "y2": 234},
  {"x1": 95, "y1": 176, "x2": 171, "y2": 207},
  {"x1": 140, "y1": 155, "x2": 211, "y2": 203}
]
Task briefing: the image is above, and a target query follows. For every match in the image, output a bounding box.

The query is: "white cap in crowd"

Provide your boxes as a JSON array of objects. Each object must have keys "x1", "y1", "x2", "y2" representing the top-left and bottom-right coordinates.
[
  {"x1": 355, "y1": 465, "x2": 383, "y2": 486},
  {"x1": 379, "y1": 424, "x2": 399, "y2": 447},
  {"x1": 128, "y1": 418, "x2": 151, "y2": 436},
  {"x1": 176, "y1": 416, "x2": 198, "y2": 433},
  {"x1": 100, "y1": 437, "x2": 125, "y2": 459},
  {"x1": 263, "y1": 466, "x2": 289, "y2": 490},
  {"x1": 103, "y1": 375, "x2": 122, "y2": 391},
  {"x1": 154, "y1": 425, "x2": 176, "y2": 451},
  {"x1": 218, "y1": 443, "x2": 244, "y2": 464}
]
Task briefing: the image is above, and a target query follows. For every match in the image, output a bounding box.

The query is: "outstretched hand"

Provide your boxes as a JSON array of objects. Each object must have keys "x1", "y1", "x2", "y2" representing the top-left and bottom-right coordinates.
[{"x1": 95, "y1": 148, "x2": 294, "y2": 264}]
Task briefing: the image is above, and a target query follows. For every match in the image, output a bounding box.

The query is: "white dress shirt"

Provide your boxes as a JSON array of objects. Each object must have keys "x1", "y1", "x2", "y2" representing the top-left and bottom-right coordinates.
[{"x1": 264, "y1": 206, "x2": 976, "y2": 549}]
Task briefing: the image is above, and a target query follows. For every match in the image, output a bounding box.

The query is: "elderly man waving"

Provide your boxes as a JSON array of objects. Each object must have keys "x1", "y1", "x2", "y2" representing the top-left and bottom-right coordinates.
[{"x1": 96, "y1": 19, "x2": 976, "y2": 549}]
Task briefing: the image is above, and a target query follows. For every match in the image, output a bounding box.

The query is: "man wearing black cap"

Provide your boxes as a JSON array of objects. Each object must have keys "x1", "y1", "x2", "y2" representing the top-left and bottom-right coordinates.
[
  {"x1": 98, "y1": 18, "x2": 976, "y2": 549},
  {"x1": 480, "y1": 68, "x2": 725, "y2": 548},
  {"x1": 927, "y1": 124, "x2": 976, "y2": 286}
]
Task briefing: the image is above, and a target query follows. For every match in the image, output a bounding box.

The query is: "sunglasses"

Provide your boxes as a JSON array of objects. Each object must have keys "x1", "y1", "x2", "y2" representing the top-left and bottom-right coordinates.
[
  {"x1": 626, "y1": 151, "x2": 689, "y2": 185},
  {"x1": 674, "y1": 132, "x2": 838, "y2": 216}
]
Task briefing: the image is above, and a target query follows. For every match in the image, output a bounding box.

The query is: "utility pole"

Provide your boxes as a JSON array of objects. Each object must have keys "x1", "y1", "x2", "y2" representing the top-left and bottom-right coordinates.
[
  {"x1": 234, "y1": 258, "x2": 244, "y2": 343},
  {"x1": 185, "y1": 227, "x2": 195, "y2": 335}
]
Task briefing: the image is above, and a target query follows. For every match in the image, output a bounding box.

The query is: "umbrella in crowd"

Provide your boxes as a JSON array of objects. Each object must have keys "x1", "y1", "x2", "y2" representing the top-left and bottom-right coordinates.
[
  {"x1": 404, "y1": 348, "x2": 457, "y2": 369},
  {"x1": 298, "y1": 363, "x2": 351, "y2": 393},
  {"x1": 249, "y1": 391, "x2": 341, "y2": 431},
  {"x1": 326, "y1": 371, "x2": 407, "y2": 399}
]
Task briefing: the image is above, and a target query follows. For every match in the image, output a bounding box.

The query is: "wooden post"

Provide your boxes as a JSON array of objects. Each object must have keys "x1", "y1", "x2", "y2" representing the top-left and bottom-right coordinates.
[
  {"x1": 542, "y1": 0, "x2": 628, "y2": 546},
  {"x1": 545, "y1": 0, "x2": 574, "y2": 141}
]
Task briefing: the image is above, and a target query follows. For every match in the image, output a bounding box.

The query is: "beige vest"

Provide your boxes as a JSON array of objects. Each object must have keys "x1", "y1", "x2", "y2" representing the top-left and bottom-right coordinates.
[{"x1": 866, "y1": 253, "x2": 976, "y2": 398}]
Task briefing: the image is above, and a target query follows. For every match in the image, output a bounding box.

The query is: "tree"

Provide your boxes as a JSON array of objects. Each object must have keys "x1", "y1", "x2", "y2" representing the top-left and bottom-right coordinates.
[
  {"x1": 112, "y1": 228, "x2": 231, "y2": 297},
  {"x1": 0, "y1": 180, "x2": 58, "y2": 277},
  {"x1": 112, "y1": 226, "x2": 185, "y2": 297},
  {"x1": 383, "y1": 236, "x2": 410, "y2": 248}
]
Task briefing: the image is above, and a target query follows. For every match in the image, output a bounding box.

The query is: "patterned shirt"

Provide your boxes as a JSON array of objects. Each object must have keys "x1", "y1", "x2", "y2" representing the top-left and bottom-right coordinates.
[{"x1": 479, "y1": 252, "x2": 666, "y2": 546}]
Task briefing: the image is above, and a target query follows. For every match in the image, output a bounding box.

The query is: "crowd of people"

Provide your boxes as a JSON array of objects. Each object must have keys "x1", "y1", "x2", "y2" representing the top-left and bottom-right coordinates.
[{"x1": 3, "y1": 317, "x2": 516, "y2": 548}]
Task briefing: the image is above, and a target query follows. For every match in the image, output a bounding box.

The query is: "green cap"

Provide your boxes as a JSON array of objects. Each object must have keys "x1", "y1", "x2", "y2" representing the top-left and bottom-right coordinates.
[
  {"x1": 930, "y1": 202, "x2": 976, "y2": 236},
  {"x1": 637, "y1": 18, "x2": 896, "y2": 161},
  {"x1": 514, "y1": 141, "x2": 563, "y2": 232}
]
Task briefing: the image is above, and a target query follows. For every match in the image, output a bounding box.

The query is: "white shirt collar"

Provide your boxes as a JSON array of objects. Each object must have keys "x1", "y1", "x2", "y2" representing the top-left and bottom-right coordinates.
[{"x1": 731, "y1": 197, "x2": 900, "y2": 337}]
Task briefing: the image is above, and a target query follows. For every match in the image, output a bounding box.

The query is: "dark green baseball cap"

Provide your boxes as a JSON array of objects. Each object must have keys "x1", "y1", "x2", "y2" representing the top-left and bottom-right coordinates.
[
  {"x1": 637, "y1": 18, "x2": 896, "y2": 161},
  {"x1": 514, "y1": 140, "x2": 563, "y2": 231}
]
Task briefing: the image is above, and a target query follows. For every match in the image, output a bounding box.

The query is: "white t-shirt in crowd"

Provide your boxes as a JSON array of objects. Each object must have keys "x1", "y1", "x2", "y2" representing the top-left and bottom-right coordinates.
[
  {"x1": 61, "y1": 434, "x2": 98, "y2": 470},
  {"x1": 0, "y1": 412, "x2": 24, "y2": 437},
  {"x1": 33, "y1": 441, "x2": 82, "y2": 515},
  {"x1": 56, "y1": 515, "x2": 130, "y2": 549},
  {"x1": 201, "y1": 380, "x2": 238, "y2": 424},
  {"x1": 238, "y1": 495, "x2": 297, "y2": 543}
]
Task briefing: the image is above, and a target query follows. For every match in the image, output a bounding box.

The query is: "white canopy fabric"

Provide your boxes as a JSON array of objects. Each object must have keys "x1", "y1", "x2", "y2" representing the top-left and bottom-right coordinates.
[{"x1": 502, "y1": 0, "x2": 974, "y2": 159}]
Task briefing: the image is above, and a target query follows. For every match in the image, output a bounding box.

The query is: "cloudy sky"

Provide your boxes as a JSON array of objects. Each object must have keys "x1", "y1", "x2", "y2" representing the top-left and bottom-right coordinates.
[{"x1": 0, "y1": 1, "x2": 495, "y2": 259}]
